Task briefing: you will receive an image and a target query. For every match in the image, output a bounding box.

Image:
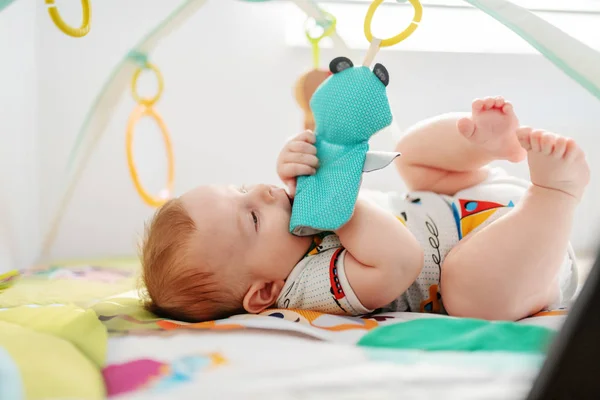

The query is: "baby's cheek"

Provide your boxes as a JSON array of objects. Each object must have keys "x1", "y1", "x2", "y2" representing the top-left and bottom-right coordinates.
[{"x1": 289, "y1": 234, "x2": 313, "y2": 255}]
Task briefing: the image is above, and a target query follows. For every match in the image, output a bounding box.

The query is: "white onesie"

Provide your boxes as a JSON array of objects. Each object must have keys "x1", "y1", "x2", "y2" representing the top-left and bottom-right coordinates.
[{"x1": 276, "y1": 168, "x2": 578, "y2": 315}]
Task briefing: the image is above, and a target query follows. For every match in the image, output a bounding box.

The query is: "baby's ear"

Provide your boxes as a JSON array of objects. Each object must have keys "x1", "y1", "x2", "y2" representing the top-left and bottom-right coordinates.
[
  {"x1": 373, "y1": 63, "x2": 389, "y2": 87},
  {"x1": 329, "y1": 56, "x2": 354, "y2": 74},
  {"x1": 243, "y1": 280, "x2": 285, "y2": 314}
]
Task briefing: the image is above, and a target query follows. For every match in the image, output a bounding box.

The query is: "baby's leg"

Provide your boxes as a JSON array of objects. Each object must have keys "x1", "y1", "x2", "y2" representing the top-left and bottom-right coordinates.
[
  {"x1": 441, "y1": 128, "x2": 590, "y2": 321},
  {"x1": 395, "y1": 97, "x2": 526, "y2": 195}
]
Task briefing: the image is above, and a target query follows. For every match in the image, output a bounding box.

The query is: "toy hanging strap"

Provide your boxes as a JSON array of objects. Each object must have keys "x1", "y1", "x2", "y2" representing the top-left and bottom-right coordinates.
[
  {"x1": 305, "y1": 11, "x2": 337, "y2": 69},
  {"x1": 362, "y1": 0, "x2": 423, "y2": 66},
  {"x1": 295, "y1": 10, "x2": 337, "y2": 131}
]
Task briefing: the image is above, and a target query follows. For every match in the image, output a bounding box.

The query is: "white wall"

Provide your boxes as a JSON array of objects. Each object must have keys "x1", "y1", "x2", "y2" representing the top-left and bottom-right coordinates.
[
  {"x1": 0, "y1": 1, "x2": 38, "y2": 273},
  {"x1": 30, "y1": 0, "x2": 600, "y2": 261}
]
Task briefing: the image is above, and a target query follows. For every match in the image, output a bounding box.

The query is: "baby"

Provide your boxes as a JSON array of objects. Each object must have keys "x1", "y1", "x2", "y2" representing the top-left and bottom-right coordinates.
[{"x1": 141, "y1": 96, "x2": 590, "y2": 322}]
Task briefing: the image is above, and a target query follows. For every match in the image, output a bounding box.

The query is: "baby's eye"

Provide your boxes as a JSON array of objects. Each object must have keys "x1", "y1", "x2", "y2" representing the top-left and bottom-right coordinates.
[
  {"x1": 251, "y1": 211, "x2": 258, "y2": 228},
  {"x1": 239, "y1": 185, "x2": 248, "y2": 194}
]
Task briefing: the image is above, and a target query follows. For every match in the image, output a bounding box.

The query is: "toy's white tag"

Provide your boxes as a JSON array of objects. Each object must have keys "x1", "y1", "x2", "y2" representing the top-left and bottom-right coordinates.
[
  {"x1": 363, "y1": 151, "x2": 401, "y2": 173},
  {"x1": 291, "y1": 226, "x2": 322, "y2": 236}
]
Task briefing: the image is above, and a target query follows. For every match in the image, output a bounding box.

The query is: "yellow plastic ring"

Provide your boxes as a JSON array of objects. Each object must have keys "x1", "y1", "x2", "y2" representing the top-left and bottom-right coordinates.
[
  {"x1": 304, "y1": 11, "x2": 337, "y2": 44},
  {"x1": 46, "y1": 0, "x2": 91, "y2": 38},
  {"x1": 131, "y1": 63, "x2": 164, "y2": 106},
  {"x1": 126, "y1": 105, "x2": 174, "y2": 208},
  {"x1": 364, "y1": 0, "x2": 422, "y2": 47}
]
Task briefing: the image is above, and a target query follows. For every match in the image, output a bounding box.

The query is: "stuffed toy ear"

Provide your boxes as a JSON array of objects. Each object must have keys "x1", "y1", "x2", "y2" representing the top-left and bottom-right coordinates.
[
  {"x1": 373, "y1": 63, "x2": 389, "y2": 87},
  {"x1": 329, "y1": 57, "x2": 354, "y2": 74}
]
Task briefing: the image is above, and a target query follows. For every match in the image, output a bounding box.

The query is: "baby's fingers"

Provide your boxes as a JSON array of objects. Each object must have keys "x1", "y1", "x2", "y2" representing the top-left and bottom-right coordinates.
[
  {"x1": 279, "y1": 163, "x2": 316, "y2": 179},
  {"x1": 282, "y1": 152, "x2": 319, "y2": 168},
  {"x1": 294, "y1": 130, "x2": 316, "y2": 144},
  {"x1": 287, "y1": 140, "x2": 317, "y2": 155}
]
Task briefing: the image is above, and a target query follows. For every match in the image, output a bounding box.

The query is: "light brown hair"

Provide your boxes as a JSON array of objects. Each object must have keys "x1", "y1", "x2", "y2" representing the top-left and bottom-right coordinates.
[{"x1": 140, "y1": 198, "x2": 244, "y2": 322}]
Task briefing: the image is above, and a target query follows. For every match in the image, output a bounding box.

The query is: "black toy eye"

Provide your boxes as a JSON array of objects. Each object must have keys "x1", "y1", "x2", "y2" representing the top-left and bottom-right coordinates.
[
  {"x1": 373, "y1": 63, "x2": 389, "y2": 87},
  {"x1": 329, "y1": 56, "x2": 354, "y2": 74}
]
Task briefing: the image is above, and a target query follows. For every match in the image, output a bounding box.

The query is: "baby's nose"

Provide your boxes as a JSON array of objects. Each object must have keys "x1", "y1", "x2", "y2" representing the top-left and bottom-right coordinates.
[{"x1": 253, "y1": 184, "x2": 275, "y2": 203}]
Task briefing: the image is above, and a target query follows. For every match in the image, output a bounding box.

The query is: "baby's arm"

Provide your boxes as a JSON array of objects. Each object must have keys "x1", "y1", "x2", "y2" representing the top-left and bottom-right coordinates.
[
  {"x1": 335, "y1": 199, "x2": 423, "y2": 311},
  {"x1": 395, "y1": 97, "x2": 525, "y2": 195},
  {"x1": 277, "y1": 131, "x2": 423, "y2": 311}
]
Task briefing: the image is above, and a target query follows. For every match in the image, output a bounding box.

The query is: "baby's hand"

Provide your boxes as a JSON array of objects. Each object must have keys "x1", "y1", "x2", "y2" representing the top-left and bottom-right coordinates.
[{"x1": 277, "y1": 130, "x2": 319, "y2": 196}]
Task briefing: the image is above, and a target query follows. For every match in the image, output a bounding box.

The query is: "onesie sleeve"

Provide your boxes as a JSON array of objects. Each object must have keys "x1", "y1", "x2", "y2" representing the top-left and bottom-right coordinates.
[{"x1": 275, "y1": 247, "x2": 373, "y2": 316}]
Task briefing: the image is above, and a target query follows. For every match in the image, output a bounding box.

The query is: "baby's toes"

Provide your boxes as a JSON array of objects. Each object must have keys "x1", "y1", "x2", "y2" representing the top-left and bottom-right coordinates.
[
  {"x1": 552, "y1": 137, "x2": 568, "y2": 159},
  {"x1": 494, "y1": 96, "x2": 505, "y2": 109},
  {"x1": 472, "y1": 98, "x2": 484, "y2": 113},
  {"x1": 517, "y1": 127, "x2": 533, "y2": 150},
  {"x1": 482, "y1": 97, "x2": 496, "y2": 110},
  {"x1": 565, "y1": 139, "x2": 583, "y2": 162},
  {"x1": 501, "y1": 101, "x2": 513, "y2": 114},
  {"x1": 529, "y1": 130, "x2": 543, "y2": 152},
  {"x1": 540, "y1": 132, "x2": 557, "y2": 155}
]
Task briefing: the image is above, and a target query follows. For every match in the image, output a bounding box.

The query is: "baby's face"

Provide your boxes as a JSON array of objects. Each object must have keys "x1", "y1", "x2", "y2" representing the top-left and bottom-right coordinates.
[{"x1": 181, "y1": 184, "x2": 312, "y2": 282}]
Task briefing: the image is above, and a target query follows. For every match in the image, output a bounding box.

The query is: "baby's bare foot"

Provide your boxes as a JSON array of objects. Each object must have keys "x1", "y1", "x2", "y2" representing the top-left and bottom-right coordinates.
[
  {"x1": 457, "y1": 96, "x2": 526, "y2": 162},
  {"x1": 517, "y1": 127, "x2": 590, "y2": 201}
]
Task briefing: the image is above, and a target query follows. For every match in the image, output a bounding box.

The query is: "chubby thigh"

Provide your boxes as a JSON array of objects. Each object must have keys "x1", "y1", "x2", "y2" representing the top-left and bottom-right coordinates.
[{"x1": 441, "y1": 169, "x2": 578, "y2": 319}]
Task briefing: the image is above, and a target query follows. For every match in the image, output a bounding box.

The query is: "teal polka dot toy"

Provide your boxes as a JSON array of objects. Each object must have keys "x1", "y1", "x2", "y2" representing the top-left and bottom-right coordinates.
[{"x1": 290, "y1": 56, "x2": 398, "y2": 235}]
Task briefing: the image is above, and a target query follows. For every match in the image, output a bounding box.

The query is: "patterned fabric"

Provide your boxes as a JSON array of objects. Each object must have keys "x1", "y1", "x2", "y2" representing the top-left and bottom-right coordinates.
[
  {"x1": 282, "y1": 192, "x2": 460, "y2": 316},
  {"x1": 280, "y1": 169, "x2": 578, "y2": 316},
  {"x1": 276, "y1": 234, "x2": 371, "y2": 315},
  {"x1": 0, "y1": 258, "x2": 570, "y2": 400}
]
